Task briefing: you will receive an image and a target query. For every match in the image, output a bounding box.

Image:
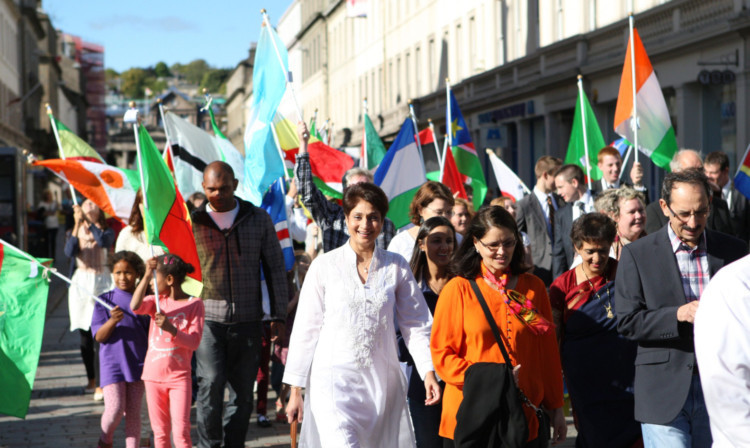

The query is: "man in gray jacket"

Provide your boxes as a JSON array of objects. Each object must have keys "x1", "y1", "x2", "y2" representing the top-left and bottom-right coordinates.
[{"x1": 192, "y1": 161, "x2": 289, "y2": 448}]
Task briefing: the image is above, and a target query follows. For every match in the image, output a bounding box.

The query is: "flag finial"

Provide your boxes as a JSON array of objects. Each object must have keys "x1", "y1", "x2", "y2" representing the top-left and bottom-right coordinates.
[
  {"x1": 428, "y1": 118, "x2": 432, "y2": 123},
  {"x1": 577, "y1": 74, "x2": 583, "y2": 80},
  {"x1": 156, "y1": 98, "x2": 162, "y2": 104},
  {"x1": 129, "y1": 101, "x2": 136, "y2": 108},
  {"x1": 260, "y1": 8, "x2": 266, "y2": 13},
  {"x1": 407, "y1": 98, "x2": 412, "y2": 105}
]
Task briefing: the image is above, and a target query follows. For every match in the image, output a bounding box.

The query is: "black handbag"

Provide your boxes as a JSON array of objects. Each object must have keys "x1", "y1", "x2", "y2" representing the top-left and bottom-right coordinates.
[{"x1": 461, "y1": 280, "x2": 550, "y2": 448}]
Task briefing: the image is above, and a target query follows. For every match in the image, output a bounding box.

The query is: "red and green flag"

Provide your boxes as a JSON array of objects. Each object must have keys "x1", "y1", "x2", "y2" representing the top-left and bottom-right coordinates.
[
  {"x1": 361, "y1": 113, "x2": 387, "y2": 170},
  {"x1": 137, "y1": 125, "x2": 202, "y2": 289},
  {"x1": 447, "y1": 90, "x2": 487, "y2": 209},
  {"x1": 50, "y1": 116, "x2": 105, "y2": 163},
  {"x1": 0, "y1": 245, "x2": 50, "y2": 418}
]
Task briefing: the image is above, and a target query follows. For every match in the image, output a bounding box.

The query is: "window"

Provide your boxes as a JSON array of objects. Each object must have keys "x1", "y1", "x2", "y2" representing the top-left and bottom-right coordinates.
[{"x1": 415, "y1": 47, "x2": 422, "y2": 96}]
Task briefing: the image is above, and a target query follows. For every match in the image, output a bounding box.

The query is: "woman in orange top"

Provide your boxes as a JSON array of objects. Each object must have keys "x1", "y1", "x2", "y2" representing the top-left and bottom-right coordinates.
[{"x1": 431, "y1": 205, "x2": 566, "y2": 447}]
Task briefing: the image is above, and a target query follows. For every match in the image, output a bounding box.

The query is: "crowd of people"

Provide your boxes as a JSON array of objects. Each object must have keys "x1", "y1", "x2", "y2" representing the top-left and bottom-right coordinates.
[{"x1": 52, "y1": 118, "x2": 750, "y2": 448}]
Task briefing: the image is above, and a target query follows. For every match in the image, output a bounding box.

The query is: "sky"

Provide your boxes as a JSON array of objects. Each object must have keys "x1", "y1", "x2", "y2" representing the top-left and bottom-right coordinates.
[{"x1": 43, "y1": 0, "x2": 293, "y2": 73}]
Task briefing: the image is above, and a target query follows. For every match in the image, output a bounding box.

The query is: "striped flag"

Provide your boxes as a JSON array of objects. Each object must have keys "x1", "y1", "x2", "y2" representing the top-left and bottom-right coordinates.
[
  {"x1": 260, "y1": 178, "x2": 295, "y2": 271},
  {"x1": 417, "y1": 129, "x2": 466, "y2": 199},
  {"x1": 614, "y1": 27, "x2": 678, "y2": 170},
  {"x1": 734, "y1": 143, "x2": 750, "y2": 201},
  {"x1": 33, "y1": 159, "x2": 140, "y2": 223},
  {"x1": 137, "y1": 125, "x2": 202, "y2": 289},
  {"x1": 374, "y1": 118, "x2": 427, "y2": 228}
]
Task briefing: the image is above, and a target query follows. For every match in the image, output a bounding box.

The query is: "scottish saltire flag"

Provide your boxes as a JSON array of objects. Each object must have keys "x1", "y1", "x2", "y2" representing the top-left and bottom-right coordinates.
[
  {"x1": 735, "y1": 143, "x2": 750, "y2": 201},
  {"x1": 614, "y1": 27, "x2": 678, "y2": 170},
  {"x1": 448, "y1": 90, "x2": 487, "y2": 209},
  {"x1": 374, "y1": 118, "x2": 427, "y2": 228},
  {"x1": 261, "y1": 178, "x2": 295, "y2": 271},
  {"x1": 244, "y1": 22, "x2": 289, "y2": 206}
]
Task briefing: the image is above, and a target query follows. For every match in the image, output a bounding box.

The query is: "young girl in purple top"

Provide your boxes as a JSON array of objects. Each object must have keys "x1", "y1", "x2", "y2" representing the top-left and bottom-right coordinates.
[{"x1": 91, "y1": 251, "x2": 149, "y2": 448}]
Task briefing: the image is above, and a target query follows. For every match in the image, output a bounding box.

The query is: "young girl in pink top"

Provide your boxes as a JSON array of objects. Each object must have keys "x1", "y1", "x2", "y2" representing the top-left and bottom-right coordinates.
[{"x1": 131, "y1": 254, "x2": 204, "y2": 448}]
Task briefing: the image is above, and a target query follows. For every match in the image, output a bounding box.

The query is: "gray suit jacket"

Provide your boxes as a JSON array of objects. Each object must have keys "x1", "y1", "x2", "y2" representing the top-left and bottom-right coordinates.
[
  {"x1": 516, "y1": 192, "x2": 561, "y2": 285},
  {"x1": 615, "y1": 227, "x2": 747, "y2": 424},
  {"x1": 551, "y1": 203, "x2": 575, "y2": 279}
]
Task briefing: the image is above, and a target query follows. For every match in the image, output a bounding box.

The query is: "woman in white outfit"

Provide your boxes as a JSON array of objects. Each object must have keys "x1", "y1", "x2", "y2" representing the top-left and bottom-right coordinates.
[{"x1": 284, "y1": 182, "x2": 442, "y2": 447}]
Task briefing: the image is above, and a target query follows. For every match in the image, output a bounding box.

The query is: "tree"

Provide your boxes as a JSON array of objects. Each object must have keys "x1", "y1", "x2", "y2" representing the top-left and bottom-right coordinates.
[
  {"x1": 120, "y1": 68, "x2": 149, "y2": 98},
  {"x1": 183, "y1": 59, "x2": 210, "y2": 85},
  {"x1": 200, "y1": 69, "x2": 231, "y2": 95},
  {"x1": 105, "y1": 68, "x2": 120, "y2": 92},
  {"x1": 154, "y1": 61, "x2": 171, "y2": 78}
]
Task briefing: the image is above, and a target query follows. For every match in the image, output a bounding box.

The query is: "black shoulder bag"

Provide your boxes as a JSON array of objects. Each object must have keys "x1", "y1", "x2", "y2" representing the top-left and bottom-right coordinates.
[{"x1": 463, "y1": 280, "x2": 550, "y2": 448}]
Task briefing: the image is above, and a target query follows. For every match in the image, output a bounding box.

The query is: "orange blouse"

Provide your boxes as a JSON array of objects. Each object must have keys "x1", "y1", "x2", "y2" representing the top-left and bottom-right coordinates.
[{"x1": 430, "y1": 272, "x2": 564, "y2": 440}]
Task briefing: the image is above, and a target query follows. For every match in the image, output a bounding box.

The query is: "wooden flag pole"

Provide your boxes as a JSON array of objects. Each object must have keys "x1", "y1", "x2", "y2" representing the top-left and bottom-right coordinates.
[
  {"x1": 46, "y1": 104, "x2": 78, "y2": 205},
  {"x1": 577, "y1": 76, "x2": 593, "y2": 191}
]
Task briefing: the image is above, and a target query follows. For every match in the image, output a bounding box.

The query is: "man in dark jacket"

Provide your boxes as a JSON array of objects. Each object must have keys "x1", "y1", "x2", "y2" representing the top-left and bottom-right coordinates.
[{"x1": 193, "y1": 161, "x2": 289, "y2": 448}]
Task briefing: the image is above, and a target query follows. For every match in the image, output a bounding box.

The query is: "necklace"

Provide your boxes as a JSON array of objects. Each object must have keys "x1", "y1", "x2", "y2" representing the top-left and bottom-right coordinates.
[{"x1": 581, "y1": 265, "x2": 613, "y2": 319}]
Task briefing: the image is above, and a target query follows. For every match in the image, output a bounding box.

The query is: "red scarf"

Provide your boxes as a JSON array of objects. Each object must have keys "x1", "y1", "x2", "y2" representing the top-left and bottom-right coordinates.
[{"x1": 481, "y1": 264, "x2": 554, "y2": 335}]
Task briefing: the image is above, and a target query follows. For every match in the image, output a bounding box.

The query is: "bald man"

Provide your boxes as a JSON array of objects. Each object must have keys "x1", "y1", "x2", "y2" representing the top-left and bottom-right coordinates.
[
  {"x1": 645, "y1": 150, "x2": 733, "y2": 236},
  {"x1": 191, "y1": 161, "x2": 289, "y2": 448}
]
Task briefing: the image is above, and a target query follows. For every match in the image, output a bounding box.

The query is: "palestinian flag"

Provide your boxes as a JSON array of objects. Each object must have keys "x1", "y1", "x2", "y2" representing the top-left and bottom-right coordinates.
[
  {"x1": 137, "y1": 125, "x2": 202, "y2": 289},
  {"x1": 274, "y1": 114, "x2": 355, "y2": 199},
  {"x1": 33, "y1": 159, "x2": 140, "y2": 223},
  {"x1": 0, "y1": 245, "x2": 50, "y2": 418},
  {"x1": 50, "y1": 116, "x2": 104, "y2": 163}
]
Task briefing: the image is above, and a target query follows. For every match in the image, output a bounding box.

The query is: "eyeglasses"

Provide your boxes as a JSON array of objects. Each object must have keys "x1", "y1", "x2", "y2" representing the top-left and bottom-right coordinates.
[
  {"x1": 477, "y1": 238, "x2": 516, "y2": 252},
  {"x1": 667, "y1": 204, "x2": 709, "y2": 223},
  {"x1": 424, "y1": 206, "x2": 454, "y2": 218}
]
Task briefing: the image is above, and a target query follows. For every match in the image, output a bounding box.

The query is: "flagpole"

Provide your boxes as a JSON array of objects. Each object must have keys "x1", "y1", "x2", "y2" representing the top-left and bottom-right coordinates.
[
  {"x1": 128, "y1": 102, "x2": 161, "y2": 315},
  {"x1": 0, "y1": 238, "x2": 113, "y2": 311},
  {"x1": 440, "y1": 135, "x2": 449, "y2": 182},
  {"x1": 445, "y1": 79, "x2": 453, "y2": 172},
  {"x1": 361, "y1": 98, "x2": 368, "y2": 169},
  {"x1": 408, "y1": 99, "x2": 427, "y2": 176},
  {"x1": 629, "y1": 12, "x2": 639, "y2": 164},
  {"x1": 46, "y1": 104, "x2": 78, "y2": 206},
  {"x1": 577, "y1": 76, "x2": 593, "y2": 191},
  {"x1": 620, "y1": 145, "x2": 633, "y2": 182},
  {"x1": 270, "y1": 120, "x2": 292, "y2": 181},
  {"x1": 428, "y1": 118, "x2": 444, "y2": 175},
  {"x1": 261, "y1": 9, "x2": 304, "y2": 123},
  {"x1": 328, "y1": 120, "x2": 334, "y2": 146}
]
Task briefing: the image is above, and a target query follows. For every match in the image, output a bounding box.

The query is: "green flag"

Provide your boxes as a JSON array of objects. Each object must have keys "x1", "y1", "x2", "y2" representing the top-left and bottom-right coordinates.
[
  {"x1": 0, "y1": 245, "x2": 50, "y2": 418},
  {"x1": 362, "y1": 114, "x2": 387, "y2": 169},
  {"x1": 565, "y1": 88, "x2": 606, "y2": 181}
]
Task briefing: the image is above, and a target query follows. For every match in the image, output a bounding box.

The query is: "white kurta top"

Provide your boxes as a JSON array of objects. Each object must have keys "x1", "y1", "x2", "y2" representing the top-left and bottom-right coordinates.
[
  {"x1": 695, "y1": 254, "x2": 750, "y2": 448},
  {"x1": 283, "y1": 242, "x2": 435, "y2": 448}
]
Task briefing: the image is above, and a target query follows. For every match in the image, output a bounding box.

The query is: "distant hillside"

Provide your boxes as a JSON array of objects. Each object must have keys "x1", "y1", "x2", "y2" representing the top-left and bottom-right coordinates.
[{"x1": 105, "y1": 59, "x2": 232, "y2": 99}]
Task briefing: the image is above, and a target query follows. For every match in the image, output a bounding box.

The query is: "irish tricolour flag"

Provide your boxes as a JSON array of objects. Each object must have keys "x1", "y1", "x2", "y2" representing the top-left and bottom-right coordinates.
[
  {"x1": 374, "y1": 118, "x2": 427, "y2": 229},
  {"x1": 614, "y1": 27, "x2": 678, "y2": 170}
]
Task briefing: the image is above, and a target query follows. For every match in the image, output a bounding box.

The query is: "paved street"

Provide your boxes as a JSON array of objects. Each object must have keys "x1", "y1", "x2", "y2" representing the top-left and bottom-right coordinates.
[{"x1": 0, "y1": 233, "x2": 576, "y2": 447}]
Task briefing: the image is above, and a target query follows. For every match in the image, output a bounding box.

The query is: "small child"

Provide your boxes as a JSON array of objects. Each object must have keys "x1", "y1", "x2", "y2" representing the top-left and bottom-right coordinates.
[
  {"x1": 91, "y1": 251, "x2": 149, "y2": 448},
  {"x1": 131, "y1": 254, "x2": 204, "y2": 448}
]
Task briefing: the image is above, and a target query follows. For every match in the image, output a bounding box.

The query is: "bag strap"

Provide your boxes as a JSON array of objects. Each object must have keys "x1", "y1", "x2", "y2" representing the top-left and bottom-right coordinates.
[
  {"x1": 469, "y1": 279, "x2": 544, "y2": 416},
  {"x1": 469, "y1": 279, "x2": 514, "y2": 367}
]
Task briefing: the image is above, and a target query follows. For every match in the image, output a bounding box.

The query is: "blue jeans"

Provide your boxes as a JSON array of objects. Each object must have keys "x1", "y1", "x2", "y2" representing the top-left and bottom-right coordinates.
[
  {"x1": 195, "y1": 321, "x2": 262, "y2": 448},
  {"x1": 641, "y1": 375, "x2": 712, "y2": 448}
]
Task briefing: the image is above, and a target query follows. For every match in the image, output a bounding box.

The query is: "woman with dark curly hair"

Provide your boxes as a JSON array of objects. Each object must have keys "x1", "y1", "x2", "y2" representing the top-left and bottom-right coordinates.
[{"x1": 549, "y1": 213, "x2": 640, "y2": 448}]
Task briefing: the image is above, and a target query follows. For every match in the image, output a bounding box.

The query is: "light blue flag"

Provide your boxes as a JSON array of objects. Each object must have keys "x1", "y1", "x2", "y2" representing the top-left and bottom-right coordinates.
[{"x1": 244, "y1": 23, "x2": 288, "y2": 205}]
